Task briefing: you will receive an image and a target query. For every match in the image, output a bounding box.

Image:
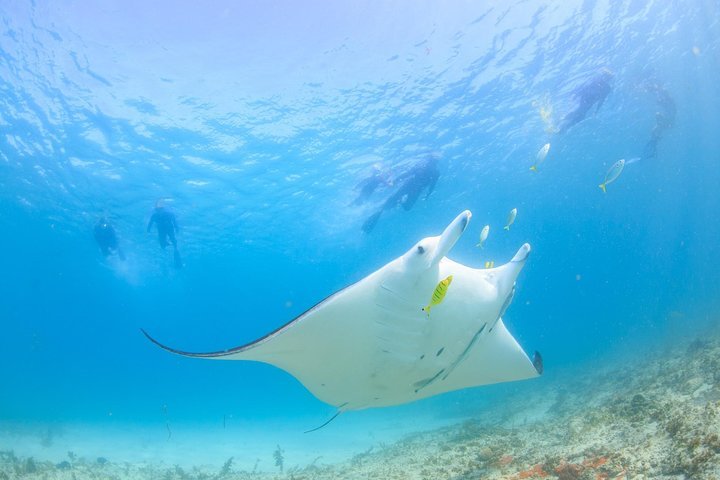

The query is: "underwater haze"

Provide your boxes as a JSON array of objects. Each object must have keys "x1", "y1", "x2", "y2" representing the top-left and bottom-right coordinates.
[{"x1": 2, "y1": 0, "x2": 720, "y2": 478}]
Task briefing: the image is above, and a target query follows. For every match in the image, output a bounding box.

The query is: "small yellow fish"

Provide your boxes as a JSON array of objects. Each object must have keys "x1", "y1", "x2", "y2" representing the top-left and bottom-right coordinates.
[
  {"x1": 534, "y1": 95, "x2": 556, "y2": 133},
  {"x1": 484, "y1": 261, "x2": 494, "y2": 269},
  {"x1": 539, "y1": 106, "x2": 552, "y2": 123},
  {"x1": 504, "y1": 208, "x2": 517, "y2": 231},
  {"x1": 422, "y1": 275, "x2": 453, "y2": 315}
]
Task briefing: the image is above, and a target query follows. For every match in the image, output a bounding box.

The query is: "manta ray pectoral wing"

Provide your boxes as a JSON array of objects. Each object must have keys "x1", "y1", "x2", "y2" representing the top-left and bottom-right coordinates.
[
  {"x1": 140, "y1": 277, "x2": 366, "y2": 362},
  {"x1": 413, "y1": 318, "x2": 540, "y2": 401},
  {"x1": 142, "y1": 277, "x2": 396, "y2": 410}
]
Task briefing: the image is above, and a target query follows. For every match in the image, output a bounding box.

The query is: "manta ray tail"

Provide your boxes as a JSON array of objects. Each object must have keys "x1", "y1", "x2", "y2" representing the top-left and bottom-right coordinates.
[{"x1": 304, "y1": 410, "x2": 343, "y2": 434}]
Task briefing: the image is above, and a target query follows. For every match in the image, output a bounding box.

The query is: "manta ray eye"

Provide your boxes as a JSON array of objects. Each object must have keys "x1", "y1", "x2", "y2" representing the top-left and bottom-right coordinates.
[{"x1": 417, "y1": 246, "x2": 425, "y2": 254}]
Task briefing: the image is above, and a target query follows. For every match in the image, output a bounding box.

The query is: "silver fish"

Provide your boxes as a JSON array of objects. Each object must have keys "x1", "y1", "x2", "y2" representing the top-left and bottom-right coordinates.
[
  {"x1": 504, "y1": 208, "x2": 517, "y2": 231},
  {"x1": 599, "y1": 159, "x2": 625, "y2": 193},
  {"x1": 476, "y1": 225, "x2": 490, "y2": 248},
  {"x1": 530, "y1": 143, "x2": 550, "y2": 172}
]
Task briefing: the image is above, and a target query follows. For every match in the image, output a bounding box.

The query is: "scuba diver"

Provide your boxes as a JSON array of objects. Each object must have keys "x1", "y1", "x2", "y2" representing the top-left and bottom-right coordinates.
[
  {"x1": 351, "y1": 162, "x2": 393, "y2": 206},
  {"x1": 94, "y1": 217, "x2": 125, "y2": 261},
  {"x1": 641, "y1": 82, "x2": 676, "y2": 160},
  {"x1": 557, "y1": 68, "x2": 614, "y2": 135},
  {"x1": 147, "y1": 200, "x2": 183, "y2": 269},
  {"x1": 362, "y1": 153, "x2": 440, "y2": 233}
]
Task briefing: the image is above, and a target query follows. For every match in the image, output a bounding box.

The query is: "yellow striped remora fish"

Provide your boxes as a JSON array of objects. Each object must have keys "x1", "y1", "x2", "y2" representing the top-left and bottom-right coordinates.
[{"x1": 422, "y1": 275, "x2": 453, "y2": 315}]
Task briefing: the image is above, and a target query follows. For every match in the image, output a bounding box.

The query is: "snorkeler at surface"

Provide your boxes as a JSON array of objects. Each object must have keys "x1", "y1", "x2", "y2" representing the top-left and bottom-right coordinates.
[
  {"x1": 147, "y1": 200, "x2": 183, "y2": 269},
  {"x1": 94, "y1": 217, "x2": 125, "y2": 261},
  {"x1": 352, "y1": 163, "x2": 393, "y2": 206},
  {"x1": 557, "y1": 68, "x2": 614, "y2": 135},
  {"x1": 362, "y1": 153, "x2": 440, "y2": 233},
  {"x1": 641, "y1": 82, "x2": 676, "y2": 160}
]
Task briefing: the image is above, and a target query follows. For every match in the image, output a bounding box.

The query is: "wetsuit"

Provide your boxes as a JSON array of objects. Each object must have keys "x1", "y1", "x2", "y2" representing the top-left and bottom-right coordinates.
[
  {"x1": 147, "y1": 207, "x2": 178, "y2": 249},
  {"x1": 352, "y1": 168, "x2": 391, "y2": 206},
  {"x1": 148, "y1": 207, "x2": 183, "y2": 268},
  {"x1": 94, "y1": 218, "x2": 125, "y2": 260},
  {"x1": 558, "y1": 71, "x2": 613, "y2": 134},
  {"x1": 362, "y1": 156, "x2": 440, "y2": 233},
  {"x1": 642, "y1": 84, "x2": 676, "y2": 160}
]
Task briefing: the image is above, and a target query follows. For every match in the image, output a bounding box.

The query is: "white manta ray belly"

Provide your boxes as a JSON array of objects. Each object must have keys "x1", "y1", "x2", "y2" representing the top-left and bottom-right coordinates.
[{"x1": 143, "y1": 210, "x2": 541, "y2": 411}]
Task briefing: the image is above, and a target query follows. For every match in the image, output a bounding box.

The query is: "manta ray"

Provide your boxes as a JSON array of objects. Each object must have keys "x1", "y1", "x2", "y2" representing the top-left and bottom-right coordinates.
[{"x1": 143, "y1": 210, "x2": 542, "y2": 416}]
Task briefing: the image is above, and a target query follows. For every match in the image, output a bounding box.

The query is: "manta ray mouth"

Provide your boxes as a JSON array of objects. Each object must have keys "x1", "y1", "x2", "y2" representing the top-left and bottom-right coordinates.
[{"x1": 458, "y1": 213, "x2": 469, "y2": 231}]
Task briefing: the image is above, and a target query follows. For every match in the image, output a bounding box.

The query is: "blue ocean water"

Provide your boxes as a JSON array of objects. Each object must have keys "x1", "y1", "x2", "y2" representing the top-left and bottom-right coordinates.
[{"x1": 1, "y1": 0, "x2": 719, "y2": 469}]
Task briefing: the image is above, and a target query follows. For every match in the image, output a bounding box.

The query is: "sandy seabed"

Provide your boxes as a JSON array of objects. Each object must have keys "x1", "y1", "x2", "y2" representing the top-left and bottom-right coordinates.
[{"x1": 2, "y1": 327, "x2": 719, "y2": 480}]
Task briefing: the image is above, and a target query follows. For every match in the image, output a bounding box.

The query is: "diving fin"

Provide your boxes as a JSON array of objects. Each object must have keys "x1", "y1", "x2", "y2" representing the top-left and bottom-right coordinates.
[{"x1": 362, "y1": 211, "x2": 382, "y2": 233}]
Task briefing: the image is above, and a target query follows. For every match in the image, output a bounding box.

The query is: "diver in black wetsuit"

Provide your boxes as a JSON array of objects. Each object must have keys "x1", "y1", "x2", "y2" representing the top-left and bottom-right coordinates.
[
  {"x1": 362, "y1": 154, "x2": 440, "y2": 233},
  {"x1": 147, "y1": 202, "x2": 183, "y2": 268},
  {"x1": 352, "y1": 163, "x2": 392, "y2": 206},
  {"x1": 641, "y1": 82, "x2": 676, "y2": 160},
  {"x1": 94, "y1": 217, "x2": 125, "y2": 261},
  {"x1": 557, "y1": 69, "x2": 614, "y2": 135}
]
